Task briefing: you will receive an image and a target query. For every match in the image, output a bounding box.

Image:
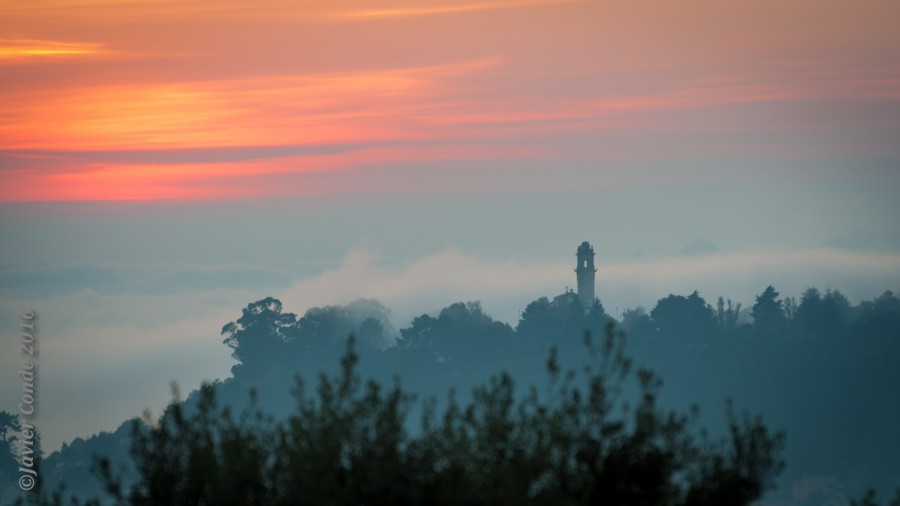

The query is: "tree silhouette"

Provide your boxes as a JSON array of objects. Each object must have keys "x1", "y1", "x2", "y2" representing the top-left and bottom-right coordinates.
[
  {"x1": 84, "y1": 329, "x2": 784, "y2": 506},
  {"x1": 794, "y1": 288, "x2": 823, "y2": 338},
  {"x1": 621, "y1": 306, "x2": 654, "y2": 339},
  {"x1": 516, "y1": 293, "x2": 610, "y2": 346},
  {"x1": 516, "y1": 296, "x2": 556, "y2": 341},
  {"x1": 294, "y1": 299, "x2": 394, "y2": 353},
  {"x1": 851, "y1": 488, "x2": 900, "y2": 506},
  {"x1": 717, "y1": 296, "x2": 743, "y2": 332},
  {"x1": 852, "y1": 290, "x2": 900, "y2": 340},
  {"x1": 650, "y1": 291, "x2": 715, "y2": 339},
  {"x1": 750, "y1": 285, "x2": 785, "y2": 335},
  {"x1": 399, "y1": 301, "x2": 512, "y2": 362},
  {"x1": 0, "y1": 411, "x2": 22, "y2": 503},
  {"x1": 820, "y1": 289, "x2": 850, "y2": 338},
  {"x1": 221, "y1": 297, "x2": 297, "y2": 373}
]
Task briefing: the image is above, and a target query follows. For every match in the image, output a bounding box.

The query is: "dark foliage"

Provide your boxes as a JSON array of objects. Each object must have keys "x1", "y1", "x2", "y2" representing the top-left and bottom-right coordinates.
[
  {"x1": 63, "y1": 329, "x2": 786, "y2": 506},
  {"x1": 751, "y1": 285, "x2": 784, "y2": 335},
  {"x1": 851, "y1": 488, "x2": 900, "y2": 506},
  {"x1": 23, "y1": 285, "x2": 900, "y2": 504},
  {"x1": 648, "y1": 291, "x2": 716, "y2": 340}
]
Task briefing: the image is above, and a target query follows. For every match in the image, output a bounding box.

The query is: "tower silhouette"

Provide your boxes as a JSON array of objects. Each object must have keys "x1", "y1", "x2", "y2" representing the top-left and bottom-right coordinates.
[{"x1": 575, "y1": 241, "x2": 596, "y2": 310}]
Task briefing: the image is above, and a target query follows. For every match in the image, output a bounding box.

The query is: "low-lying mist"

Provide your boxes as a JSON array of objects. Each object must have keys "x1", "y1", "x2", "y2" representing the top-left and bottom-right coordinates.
[{"x1": 2, "y1": 246, "x2": 898, "y2": 452}]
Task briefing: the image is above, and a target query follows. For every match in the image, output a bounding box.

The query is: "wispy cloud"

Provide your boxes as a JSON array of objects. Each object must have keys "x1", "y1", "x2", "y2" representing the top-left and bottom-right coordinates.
[
  {"x1": 4, "y1": 59, "x2": 898, "y2": 200},
  {"x1": 8, "y1": 56, "x2": 886, "y2": 153},
  {"x1": 0, "y1": 38, "x2": 110, "y2": 61},
  {"x1": 0, "y1": 58, "x2": 500, "y2": 151},
  {"x1": 0, "y1": 142, "x2": 543, "y2": 201},
  {"x1": 339, "y1": 0, "x2": 584, "y2": 19}
]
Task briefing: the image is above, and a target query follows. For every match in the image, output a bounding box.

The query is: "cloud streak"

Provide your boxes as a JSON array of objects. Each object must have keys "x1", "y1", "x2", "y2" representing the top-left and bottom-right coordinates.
[
  {"x1": 0, "y1": 39, "x2": 110, "y2": 61},
  {"x1": 0, "y1": 58, "x2": 500, "y2": 151},
  {"x1": 7, "y1": 58, "x2": 897, "y2": 200},
  {"x1": 339, "y1": 0, "x2": 585, "y2": 19}
]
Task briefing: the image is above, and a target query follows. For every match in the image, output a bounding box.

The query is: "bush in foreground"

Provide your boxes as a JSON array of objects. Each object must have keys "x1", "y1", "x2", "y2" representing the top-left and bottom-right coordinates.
[{"x1": 52, "y1": 328, "x2": 786, "y2": 505}]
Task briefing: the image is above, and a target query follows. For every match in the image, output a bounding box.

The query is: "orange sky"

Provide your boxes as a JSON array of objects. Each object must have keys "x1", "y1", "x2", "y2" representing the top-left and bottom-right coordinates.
[{"x1": 1, "y1": 0, "x2": 899, "y2": 200}]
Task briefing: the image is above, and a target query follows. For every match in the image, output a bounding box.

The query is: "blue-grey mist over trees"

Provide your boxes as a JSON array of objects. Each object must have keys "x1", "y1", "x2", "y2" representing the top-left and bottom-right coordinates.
[{"x1": 3, "y1": 247, "x2": 899, "y2": 505}]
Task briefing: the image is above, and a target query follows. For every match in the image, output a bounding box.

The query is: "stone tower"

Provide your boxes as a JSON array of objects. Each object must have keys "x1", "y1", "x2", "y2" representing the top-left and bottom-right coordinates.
[{"x1": 575, "y1": 241, "x2": 596, "y2": 310}]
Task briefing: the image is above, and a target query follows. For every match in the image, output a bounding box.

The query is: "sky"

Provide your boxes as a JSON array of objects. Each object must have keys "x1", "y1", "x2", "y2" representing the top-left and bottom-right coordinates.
[{"x1": 1, "y1": 0, "x2": 900, "y2": 451}]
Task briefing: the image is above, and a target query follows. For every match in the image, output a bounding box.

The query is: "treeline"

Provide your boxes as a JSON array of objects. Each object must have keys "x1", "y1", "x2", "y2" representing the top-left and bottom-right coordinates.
[
  {"x1": 621, "y1": 286, "x2": 900, "y2": 342},
  {"x1": 6, "y1": 286, "x2": 900, "y2": 504},
  {"x1": 219, "y1": 287, "x2": 900, "y2": 376}
]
